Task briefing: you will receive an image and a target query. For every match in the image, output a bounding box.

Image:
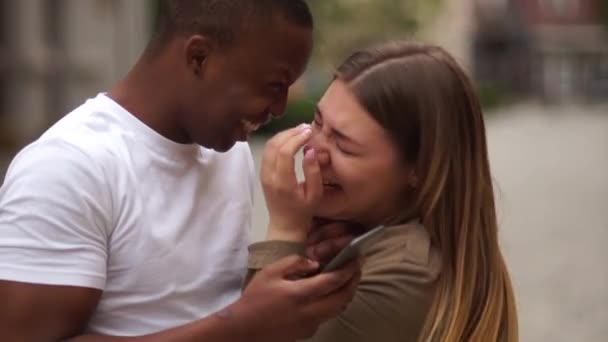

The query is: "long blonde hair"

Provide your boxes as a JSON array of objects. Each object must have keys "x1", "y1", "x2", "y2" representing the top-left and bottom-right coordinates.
[{"x1": 336, "y1": 41, "x2": 518, "y2": 341}]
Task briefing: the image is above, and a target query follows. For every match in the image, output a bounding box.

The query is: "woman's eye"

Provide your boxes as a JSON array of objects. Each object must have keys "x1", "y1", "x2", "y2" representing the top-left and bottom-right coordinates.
[{"x1": 337, "y1": 144, "x2": 355, "y2": 156}]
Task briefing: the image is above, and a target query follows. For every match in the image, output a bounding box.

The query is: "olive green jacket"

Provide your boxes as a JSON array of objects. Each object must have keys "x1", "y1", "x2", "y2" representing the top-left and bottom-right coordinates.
[{"x1": 246, "y1": 223, "x2": 441, "y2": 342}]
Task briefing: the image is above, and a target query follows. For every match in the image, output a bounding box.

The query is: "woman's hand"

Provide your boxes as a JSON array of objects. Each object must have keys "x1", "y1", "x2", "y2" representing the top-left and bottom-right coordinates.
[{"x1": 261, "y1": 124, "x2": 323, "y2": 242}]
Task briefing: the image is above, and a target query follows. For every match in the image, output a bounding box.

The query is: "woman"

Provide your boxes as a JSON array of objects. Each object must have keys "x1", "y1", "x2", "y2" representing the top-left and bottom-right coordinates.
[{"x1": 248, "y1": 41, "x2": 518, "y2": 342}]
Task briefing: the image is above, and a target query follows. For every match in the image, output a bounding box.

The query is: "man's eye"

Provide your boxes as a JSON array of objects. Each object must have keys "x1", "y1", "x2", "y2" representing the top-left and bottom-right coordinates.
[{"x1": 270, "y1": 84, "x2": 284, "y2": 93}]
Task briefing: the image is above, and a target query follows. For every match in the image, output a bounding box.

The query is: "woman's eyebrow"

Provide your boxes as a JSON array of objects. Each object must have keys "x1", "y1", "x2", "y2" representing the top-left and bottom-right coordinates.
[{"x1": 315, "y1": 105, "x2": 362, "y2": 147}]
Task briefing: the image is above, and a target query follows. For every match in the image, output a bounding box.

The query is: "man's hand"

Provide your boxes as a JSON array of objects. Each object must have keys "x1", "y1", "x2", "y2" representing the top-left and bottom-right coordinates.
[
  {"x1": 306, "y1": 221, "x2": 355, "y2": 264},
  {"x1": 231, "y1": 255, "x2": 360, "y2": 342}
]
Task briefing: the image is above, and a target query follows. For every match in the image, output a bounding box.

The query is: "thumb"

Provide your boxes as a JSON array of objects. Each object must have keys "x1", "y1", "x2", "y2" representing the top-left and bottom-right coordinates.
[{"x1": 264, "y1": 255, "x2": 320, "y2": 279}]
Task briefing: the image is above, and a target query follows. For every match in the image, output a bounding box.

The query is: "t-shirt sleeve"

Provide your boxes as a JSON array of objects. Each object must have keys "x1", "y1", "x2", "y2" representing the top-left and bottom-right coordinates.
[{"x1": 0, "y1": 140, "x2": 112, "y2": 289}]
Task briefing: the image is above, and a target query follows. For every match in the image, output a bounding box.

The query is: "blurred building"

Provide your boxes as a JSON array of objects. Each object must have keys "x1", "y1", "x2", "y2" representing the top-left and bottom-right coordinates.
[
  {"x1": 474, "y1": 0, "x2": 608, "y2": 103},
  {"x1": 0, "y1": 0, "x2": 605, "y2": 158},
  {"x1": 422, "y1": 0, "x2": 476, "y2": 73},
  {"x1": 0, "y1": 0, "x2": 150, "y2": 150}
]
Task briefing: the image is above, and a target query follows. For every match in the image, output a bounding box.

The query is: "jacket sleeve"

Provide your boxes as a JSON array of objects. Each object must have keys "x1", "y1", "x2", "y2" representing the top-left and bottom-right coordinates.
[{"x1": 243, "y1": 240, "x2": 306, "y2": 287}]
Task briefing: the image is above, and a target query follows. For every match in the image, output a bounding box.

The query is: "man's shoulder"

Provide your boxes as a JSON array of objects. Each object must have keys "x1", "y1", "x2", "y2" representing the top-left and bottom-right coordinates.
[
  {"x1": 41, "y1": 94, "x2": 128, "y2": 153},
  {"x1": 6, "y1": 96, "x2": 128, "y2": 185},
  {"x1": 3, "y1": 138, "x2": 111, "y2": 199}
]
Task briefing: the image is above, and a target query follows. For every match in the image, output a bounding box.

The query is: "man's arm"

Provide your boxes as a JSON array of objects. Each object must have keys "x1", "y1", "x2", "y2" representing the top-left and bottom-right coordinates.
[
  {"x1": 0, "y1": 255, "x2": 358, "y2": 342},
  {"x1": 0, "y1": 281, "x2": 102, "y2": 341},
  {"x1": 0, "y1": 141, "x2": 112, "y2": 341}
]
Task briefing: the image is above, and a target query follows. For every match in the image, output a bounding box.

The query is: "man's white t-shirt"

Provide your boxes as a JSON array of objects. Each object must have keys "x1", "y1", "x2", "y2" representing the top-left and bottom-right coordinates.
[{"x1": 0, "y1": 94, "x2": 255, "y2": 335}]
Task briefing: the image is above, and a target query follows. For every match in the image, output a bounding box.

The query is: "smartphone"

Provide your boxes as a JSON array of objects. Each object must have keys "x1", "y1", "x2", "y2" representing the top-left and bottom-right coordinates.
[{"x1": 321, "y1": 225, "x2": 387, "y2": 273}]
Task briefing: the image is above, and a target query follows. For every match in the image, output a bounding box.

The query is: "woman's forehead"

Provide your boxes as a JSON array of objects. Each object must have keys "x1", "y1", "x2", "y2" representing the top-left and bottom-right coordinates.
[{"x1": 319, "y1": 81, "x2": 390, "y2": 143}]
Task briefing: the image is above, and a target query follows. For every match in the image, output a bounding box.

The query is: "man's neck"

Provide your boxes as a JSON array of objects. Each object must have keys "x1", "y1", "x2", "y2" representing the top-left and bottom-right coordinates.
[{"x1": 107, "y1": 57, "x2": 192, "y2": 144}]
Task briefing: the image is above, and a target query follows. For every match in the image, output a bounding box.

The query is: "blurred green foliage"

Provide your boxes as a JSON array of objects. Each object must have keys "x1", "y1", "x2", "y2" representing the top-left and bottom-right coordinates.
[
  {"x1": 307, "y1": 0, "x2": 441, "y2": 71},
  {"x1": 476, "y1": 82, "x2": 513, "y2": 110}
]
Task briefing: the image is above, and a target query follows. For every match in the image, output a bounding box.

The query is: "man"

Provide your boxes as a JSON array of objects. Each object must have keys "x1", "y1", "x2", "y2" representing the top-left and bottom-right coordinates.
[{"x1": 0, "y1": 1, "x2": 358, "y2": 341}]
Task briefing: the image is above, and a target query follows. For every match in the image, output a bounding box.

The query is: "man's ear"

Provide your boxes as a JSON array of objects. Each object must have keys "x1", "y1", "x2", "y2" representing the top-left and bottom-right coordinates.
[{"x1": 184, "y1": 35, "x2": 213, "y2": 77}]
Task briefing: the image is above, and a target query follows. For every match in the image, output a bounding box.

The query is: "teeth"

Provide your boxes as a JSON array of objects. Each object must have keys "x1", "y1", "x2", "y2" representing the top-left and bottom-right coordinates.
[{"x1": 241, "y1": 119, "x2": 261, "y2": 133}]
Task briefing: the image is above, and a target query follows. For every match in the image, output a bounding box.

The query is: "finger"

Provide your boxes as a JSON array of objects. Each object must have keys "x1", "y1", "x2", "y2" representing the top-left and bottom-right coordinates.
[
  {"x1": 307, "y1": 228, "x2": 324, "y2": 246},
  {"x1": 307, "y1": 235, "x2": 354, "y2": 262},
  {"x1": 264, "y1": 255, "x2": 319, "y2": 278},
  {"x1": 299, "y1": 263, "x2": 362, "y2": 321},
  {"x1": 264, "y1": 124, "x2": 310, "y2": 165},
  {"x1": 274, "y1": 127, "x2": 313, "y2": 186},
  {"x1": 302, "y1": 147, "x2": 323, "y2": 205},
  {"x1": 261, "y1": 125, "x2": 310, "y2": 183},
  {"x1": 271, "y1": 123, "x2": 311, "y2": 148},
  {"x1": 307, "y1": 222, "x2": 350, "y2": 245},
  {"x1": 291, "y1": 259, "x2": 359, "y2": 299}
]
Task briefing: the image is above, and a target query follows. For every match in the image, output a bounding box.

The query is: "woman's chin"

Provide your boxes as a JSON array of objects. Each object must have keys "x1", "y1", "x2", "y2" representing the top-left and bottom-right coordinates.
[{"x1": 312, "y1": 208, "x2": 350, "y2": 222}]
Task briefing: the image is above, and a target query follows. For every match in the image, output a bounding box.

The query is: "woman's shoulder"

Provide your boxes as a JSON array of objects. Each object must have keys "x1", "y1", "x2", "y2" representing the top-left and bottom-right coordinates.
[
  {"x1": 361, "y1": 222, "x2": 441, "y2": 286},
  {"x1": 305, "y1": 223, "x2": 441, "y2": 342}
]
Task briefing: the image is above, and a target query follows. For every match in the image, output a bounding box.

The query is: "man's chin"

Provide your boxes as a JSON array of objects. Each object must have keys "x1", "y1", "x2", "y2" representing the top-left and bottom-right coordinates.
[
  {"x1": 216, "y1": 142, "x2": 238, "y2": 153},
  {"x1": 205, "y1": 138, "x2": 238, "y2": 153}
]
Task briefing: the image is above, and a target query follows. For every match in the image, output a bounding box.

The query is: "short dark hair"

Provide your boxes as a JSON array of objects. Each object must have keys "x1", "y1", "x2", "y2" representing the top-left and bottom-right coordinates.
[{"x1": 151, "y1": 0, "x2": 312, "y2": 48}]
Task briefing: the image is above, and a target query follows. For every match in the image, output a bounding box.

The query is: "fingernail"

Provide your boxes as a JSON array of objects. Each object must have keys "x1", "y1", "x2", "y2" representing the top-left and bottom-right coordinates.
[
  {"x1": 298, "y1": 123, "x2": 310, "y2": 130},
  {"x1": 306, "y1": 259, "x2": 319, "y2": 267},
  {"x1": 304, "y1": 147, "x2": 316, "y2": 160}
]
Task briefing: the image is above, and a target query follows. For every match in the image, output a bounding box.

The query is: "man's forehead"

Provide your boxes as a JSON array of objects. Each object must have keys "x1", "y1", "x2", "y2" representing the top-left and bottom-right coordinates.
[
  {"x1": 217, "y1": 16, "x2": 311, "y2": 79},
  {"x1": 237, "y1": 37, "x2": 310, "y2": 79}
]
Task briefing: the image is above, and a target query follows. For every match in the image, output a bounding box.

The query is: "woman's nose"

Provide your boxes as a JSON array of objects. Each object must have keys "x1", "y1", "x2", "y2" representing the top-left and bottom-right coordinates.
[
  {"x1": 305, "y1": 134, "x2": 330, "y2": 166},
  {"x1": 315, "y1": 149, "x2": 330, "y2": 166}
]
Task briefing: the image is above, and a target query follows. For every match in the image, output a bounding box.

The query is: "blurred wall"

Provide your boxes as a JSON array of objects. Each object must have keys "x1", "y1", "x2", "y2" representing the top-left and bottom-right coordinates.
[
  {"x1": 0, "y1": 0, "x2": 150, "y2": 148},
  {"x1": 473, "y1": 0, "x2": 608, "y2": 103}
]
